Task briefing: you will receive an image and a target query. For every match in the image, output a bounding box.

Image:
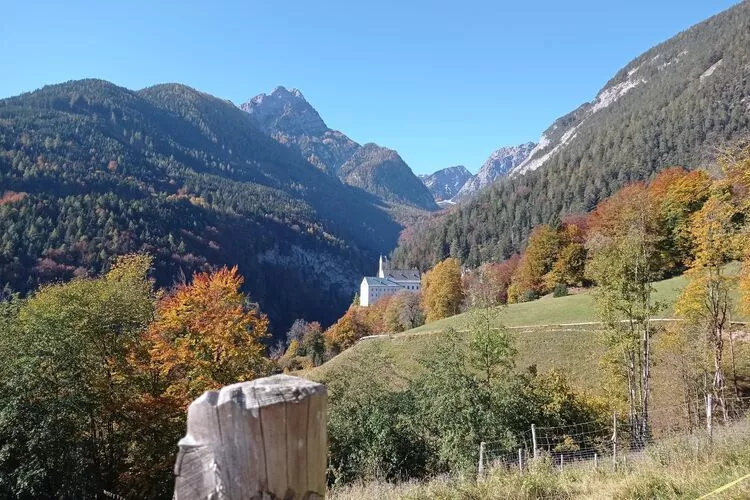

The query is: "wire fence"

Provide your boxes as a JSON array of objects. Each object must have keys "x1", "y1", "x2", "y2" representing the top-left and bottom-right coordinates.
[{"x1": 479, "y1": 394, "x2": 750, "y2": 476}]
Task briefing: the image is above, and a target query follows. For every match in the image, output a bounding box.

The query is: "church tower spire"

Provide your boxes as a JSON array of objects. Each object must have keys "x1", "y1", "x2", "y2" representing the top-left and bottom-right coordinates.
[{"x1": 378, "y1": 255, "x2": 385, "y2": 278}]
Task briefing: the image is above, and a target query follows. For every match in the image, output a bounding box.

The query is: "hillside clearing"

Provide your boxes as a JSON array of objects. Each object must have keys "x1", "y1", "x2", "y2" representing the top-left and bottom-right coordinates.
[{"x1": 405, "y1": 274, "x2": 687, "y2": 334}]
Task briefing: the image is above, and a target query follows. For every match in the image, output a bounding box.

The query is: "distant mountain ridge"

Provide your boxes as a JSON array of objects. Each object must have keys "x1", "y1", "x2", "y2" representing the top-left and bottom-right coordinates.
[
  {"x1": 455, "y1": 142, "x2": 536, "y2": 200},
  {"x1": 394, "y1": 0, "x2": 750, "y2": 269},
  {"x1": 419, "y1": 165, "x2": 472, "y2": 202},
  {"x1": 419, "y1": 143, "x2": 535, "y2": 204},
  {"x1": 241, "y1": 87, "x2": 437, "y2": 211}
]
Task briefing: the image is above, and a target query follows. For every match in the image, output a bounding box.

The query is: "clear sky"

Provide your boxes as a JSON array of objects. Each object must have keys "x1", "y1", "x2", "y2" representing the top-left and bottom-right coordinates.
[{"x1": 0, "y1": 1, "x2": 739, "y2": 175}]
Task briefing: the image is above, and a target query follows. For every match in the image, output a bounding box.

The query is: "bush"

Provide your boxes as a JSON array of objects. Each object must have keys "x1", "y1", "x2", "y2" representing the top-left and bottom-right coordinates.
[
  {"x1": 521, "y1": 290, "x2": 540, "y2": 302},
  {"x1": 553, "y1": 284, "x2": 569, "y2": 297}
]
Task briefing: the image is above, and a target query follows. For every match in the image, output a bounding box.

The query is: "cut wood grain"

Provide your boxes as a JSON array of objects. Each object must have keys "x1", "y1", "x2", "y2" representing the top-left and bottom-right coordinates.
[{"x1": 173, "y1": 374, "x2": 327, "y2": 499}]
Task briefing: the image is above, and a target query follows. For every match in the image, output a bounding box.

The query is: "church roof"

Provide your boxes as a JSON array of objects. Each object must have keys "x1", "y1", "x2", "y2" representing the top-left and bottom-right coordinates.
[
  {"x1": 384, "y1": 269, "x2": 420, "y2": 281},
  {"x1": 363, "y1": 277, "x2": 402, "y2": 287}
]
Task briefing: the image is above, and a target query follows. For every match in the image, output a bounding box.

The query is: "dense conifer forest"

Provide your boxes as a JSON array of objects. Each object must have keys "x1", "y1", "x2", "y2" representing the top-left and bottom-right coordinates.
[
  {"x1": 393, "y1": 1, "x2": 750, "y2": 270},
  {"x1": 0, "y1": 80, "x2": 403, "y2": 333}
]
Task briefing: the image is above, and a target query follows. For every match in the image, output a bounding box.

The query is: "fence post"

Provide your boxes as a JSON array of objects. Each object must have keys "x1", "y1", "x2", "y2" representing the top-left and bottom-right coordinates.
[
  {"x1": 531, "y1": 424, "x2": 538, "y2": 459},
  {"x1": 173, "y1": 374, "x2": 327, "y2": 500},
  {"x1": 706, "y1": 393, "x2": 713, "y2": 440},
  {"x1": 518, "y1": 448, "x2": 523, "y2": 475},
  {"x1": 612, "y1": 411, "x2": 617, "y2": 471},
  {"x1": 478, "y1": 441, "x2": 486, "y2": 478},
  {"x1": 559, "y1": 453, "x2": 564, "y2": 471},
  {"x1": 594, "y1": 453, "x2": 598, "y2": 470}
]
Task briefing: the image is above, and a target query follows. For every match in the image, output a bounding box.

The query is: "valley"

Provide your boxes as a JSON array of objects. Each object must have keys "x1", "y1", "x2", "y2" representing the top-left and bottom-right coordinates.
[{"x1": 1, "y1": 1, "x2": 750, "y2": 498}]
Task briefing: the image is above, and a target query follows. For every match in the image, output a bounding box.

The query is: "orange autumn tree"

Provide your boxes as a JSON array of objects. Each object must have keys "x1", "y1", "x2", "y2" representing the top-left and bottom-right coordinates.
[
  {"x1": 146, "y1": 266, "x2": 271, "y2": 405},
  {"x1": 647, "y1": 167, "x2": 711, "y2": 273}
]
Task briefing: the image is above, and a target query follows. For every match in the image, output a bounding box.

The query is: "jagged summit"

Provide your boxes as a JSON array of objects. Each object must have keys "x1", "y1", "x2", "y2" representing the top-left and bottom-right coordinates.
[
  {"x1": 454, "y1": 142, "x2": 536, "y2": 200},
  {"x1": 240, "y1": 87, "x2": 437, "y2": 211},
  {"x1": 420, "y1": 165, "x2": 472, "y2": 202},
  {"x1": 241, "y1": 85, "x2": 328, "y2": 138}
]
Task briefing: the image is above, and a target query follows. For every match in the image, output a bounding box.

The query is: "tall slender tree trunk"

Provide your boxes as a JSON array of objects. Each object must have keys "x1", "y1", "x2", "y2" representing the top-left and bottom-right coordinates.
[{"x1": 712, "y1": 331, "x2": 729, "y2": 422}]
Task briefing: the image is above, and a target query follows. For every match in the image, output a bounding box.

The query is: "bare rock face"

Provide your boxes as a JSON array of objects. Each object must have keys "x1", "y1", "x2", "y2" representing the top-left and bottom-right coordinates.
[
  {"x1": 241, "y1": 86, "x2": 328, "y2": 137},
  {"x1": 454, "y1": 142, "x2": 536, "y2": 200},
  {"x1": 419, "y1": 165, "x2": 472, "y2": 201},
  {"x1": 174, "y1": 375, "x2": 327, "y2": 500},
  {"x1": 241, "y1": 87, "x2": 437, "y2": 210}
]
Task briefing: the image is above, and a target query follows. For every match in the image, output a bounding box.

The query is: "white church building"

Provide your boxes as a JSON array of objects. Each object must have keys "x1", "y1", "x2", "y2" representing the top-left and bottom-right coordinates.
[{"x1": 359, "y1": 256, "x2": 421, "y2": 307}]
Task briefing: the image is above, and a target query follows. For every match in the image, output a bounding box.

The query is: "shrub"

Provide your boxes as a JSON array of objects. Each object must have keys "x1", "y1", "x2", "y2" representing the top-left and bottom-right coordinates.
[{"x1": 553, "y1": 284, "x2": 569, "y2": 297}]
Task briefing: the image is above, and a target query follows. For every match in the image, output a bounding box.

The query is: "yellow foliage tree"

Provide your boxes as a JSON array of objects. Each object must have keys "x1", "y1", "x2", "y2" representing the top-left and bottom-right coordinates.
[
  {"x1": 674, "y1": 193, "x2": 742, "y2": 420},
  {"x1": 145, "y1": 266, "x2": 270, "y2": 406},
  {"x1": 422, "y1": 257, "x2": 464, "y2": 322},
  {"x1": 509, "y1": 224, "x2": 561, "y2": 300}
]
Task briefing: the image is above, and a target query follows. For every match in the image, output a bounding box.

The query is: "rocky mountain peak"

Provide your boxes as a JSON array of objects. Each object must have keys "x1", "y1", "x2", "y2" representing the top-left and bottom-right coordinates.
[
  {"x1": 420, "y1": 165, "x2": 472, "y2": 202},
  {"x1": 240, "y1": 88, "x2": 437, "y2": 211},
  {"x1": 454, "y1": 142, "x2": 536, "y2": 200},
  {"x1": 241, "y1": 86, "x2": 328, "y2": 138}
]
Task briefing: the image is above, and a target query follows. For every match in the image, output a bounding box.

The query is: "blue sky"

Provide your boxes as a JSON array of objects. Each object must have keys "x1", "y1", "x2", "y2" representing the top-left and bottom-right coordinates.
[{"x1": 0, "y1": 1, "x2": 739, "y2": 175}]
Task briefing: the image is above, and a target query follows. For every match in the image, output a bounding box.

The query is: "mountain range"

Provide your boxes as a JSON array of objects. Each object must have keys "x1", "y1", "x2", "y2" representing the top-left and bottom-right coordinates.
[
  {"x1": 394, "y1": 0, "x2": 750, "y2": 269},
  {"x1": 419, "y1": 165, "x2": 471, "y2": 203},
  {"x1": 241, "y1": 87, "x2": 437, "y2": 211},
  {"x1": 420, "y1": 142, "x2": 536, "y2": 204},
  {"x1": 0, "y1": 80, "x2": 408, "y2": 334},
  {"x1": 1, "y1": 1, "x2": 748, "y2": 333}
]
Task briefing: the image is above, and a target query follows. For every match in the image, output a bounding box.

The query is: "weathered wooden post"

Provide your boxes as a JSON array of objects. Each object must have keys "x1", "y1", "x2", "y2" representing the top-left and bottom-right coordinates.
[
  {"x1": 612, "y1": 411, "x2": 617, "y2": 471},
  {"x1": 518, "y1": 448, "x2": 523, "y2": 474},
  {"x1": 173, "y1": 374, "x2": 327, "y2": 500},
  {"x1": 478, "y1": 441, "x2": 486, "y2": 478},
  {"x1": 531, "y1": 424, "x2": 538, "y2": 459},
  {"x1": 706, "y1": 393, "x2": 713, "y2": 440}
]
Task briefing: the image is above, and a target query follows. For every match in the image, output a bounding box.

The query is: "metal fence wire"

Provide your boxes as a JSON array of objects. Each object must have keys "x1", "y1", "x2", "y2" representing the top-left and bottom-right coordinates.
[{"x1": 478, "y1": 395, "x2": 750, "y2": 476}]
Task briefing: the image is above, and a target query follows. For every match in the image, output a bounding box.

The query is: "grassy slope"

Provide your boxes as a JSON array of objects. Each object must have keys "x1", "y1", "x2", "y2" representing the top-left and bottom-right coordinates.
[
  {"x1": 308, "y1": 273, "x2": 750, "y2": 429},
  {"x1": 406, "y1": 274, "x2": 688, "y2": 333},
  {"x1": 309, "y1": 275, "x2": 687, "y2": 384}
]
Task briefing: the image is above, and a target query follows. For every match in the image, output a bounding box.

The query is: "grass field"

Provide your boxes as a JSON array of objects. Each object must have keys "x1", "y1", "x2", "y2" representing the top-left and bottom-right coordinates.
[
  {"x1": 308, "y1": 274, "x2": 689, "y2": 384},
  {"x1": 307, "y1": 273, "x2": 750, "y2": 428},
  {"x1": 405, "y1": 274, "x2": 688, "y2": 333}
]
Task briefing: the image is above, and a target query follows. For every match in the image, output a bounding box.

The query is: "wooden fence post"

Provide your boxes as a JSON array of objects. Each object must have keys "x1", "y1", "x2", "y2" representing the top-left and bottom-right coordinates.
[
  {"x1": 518, "y1": 448, "x2": 523, "y2": 475},
  {"x1": 612, "y1": 411, "x2": 617, "y2": 471},
  {"x1": 173, "y1": 374, "x2": 327, "y2": 500},
  {"x1": 531, "y1": 424, "x2": 538, "y2": 459},
  {"x1": 478, "y1": 441, "x2": 486, "y2": 478},
  {"x1": 706, "y1": 393, "x2": 713, "y2": 440}
]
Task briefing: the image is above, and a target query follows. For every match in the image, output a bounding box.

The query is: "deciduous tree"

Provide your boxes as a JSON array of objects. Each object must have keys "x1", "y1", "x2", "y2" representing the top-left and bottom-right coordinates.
[
  {"x1": 586, "y1": 183, "x2": 663, "y2": 447},
  {"x1": 422, "y1": 257, "x2": 464, "y2": 322},
  {"x1": 0, "y1": 255, "x2": 156, "y2": 498},
  {"x1": 145, "y1": 266, "x2": 271, "y2": 406},
  {"x1": 675, "y1": 193, "x2": 742, "y2": 419}
]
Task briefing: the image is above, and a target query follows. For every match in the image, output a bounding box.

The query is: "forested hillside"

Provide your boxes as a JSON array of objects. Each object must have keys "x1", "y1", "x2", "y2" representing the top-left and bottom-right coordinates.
[
  {"x1": 0, "y1": 79, "x2": 403, "y2": 333},
  {"x1": 393, "y1": 1, "x2": 750, "y2": 269}
]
